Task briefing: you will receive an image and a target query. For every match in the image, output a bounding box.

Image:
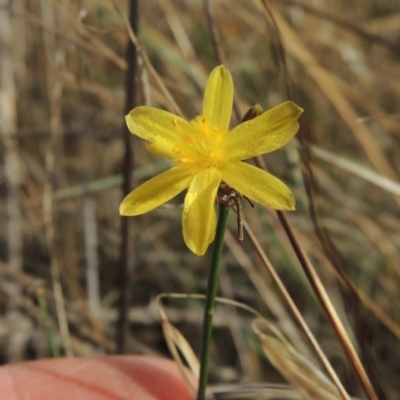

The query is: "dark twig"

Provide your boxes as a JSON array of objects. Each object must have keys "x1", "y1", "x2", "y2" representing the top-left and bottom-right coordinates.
[{"x1": 117, "y1": 0, "x2": 139, "y2": 354}]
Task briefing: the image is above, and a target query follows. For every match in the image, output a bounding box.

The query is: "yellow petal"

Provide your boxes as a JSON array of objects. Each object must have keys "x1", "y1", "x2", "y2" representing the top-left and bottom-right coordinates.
[
  {"x1": 202, "y1": 65, "x2": 233, "y2": 131},
  {"x1": 120, "y1": 165, "x2": 193, "y2": 216},
  {"x1": 223, "y1": 101, "x2": 303, "y2": 161},
  {"x1": 182, "y1": 168, "x2": 221, "y2": 256},
  {"x1": 145, "y1": 142, "x2": 178, "y2": 160},
  {"x1": 126, "y1": 106, "x2": 194, "y2": 160},
  {"x1": 220, "y1": 162, "x2": 295, "y2": 210}
]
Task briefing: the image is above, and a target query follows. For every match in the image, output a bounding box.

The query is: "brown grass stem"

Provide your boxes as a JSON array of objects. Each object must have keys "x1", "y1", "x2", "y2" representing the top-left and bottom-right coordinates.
[{"x1": 117, "y1": 0, "x2": 139, "y2": 354}]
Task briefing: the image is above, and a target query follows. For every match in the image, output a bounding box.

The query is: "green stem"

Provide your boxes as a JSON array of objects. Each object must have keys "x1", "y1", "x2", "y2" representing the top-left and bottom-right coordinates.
[{"x1": 197, "y1": 204, "x2": 230, "y2": 400}]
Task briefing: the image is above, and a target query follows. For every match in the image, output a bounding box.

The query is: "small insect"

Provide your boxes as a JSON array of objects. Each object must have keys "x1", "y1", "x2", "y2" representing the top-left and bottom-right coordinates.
[{"x1": 217, "y1": 182, "x2": 254, "y2": 241}]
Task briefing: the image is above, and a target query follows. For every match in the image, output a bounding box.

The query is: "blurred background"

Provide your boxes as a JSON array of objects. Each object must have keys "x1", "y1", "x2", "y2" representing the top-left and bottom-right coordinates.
[{"x1": 0, "y1": 0, "x2": 400, "y2": 398}]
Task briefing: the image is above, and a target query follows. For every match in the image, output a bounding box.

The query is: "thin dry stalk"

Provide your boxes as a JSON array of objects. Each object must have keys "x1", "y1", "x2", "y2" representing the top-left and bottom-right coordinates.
[
  {"x1": 243, "y1": 219, "x2": 350, "y2": 400},
  {"x1": 204, "y1": 0, "x2": 242, "y2": 121},
  {"x1": 310, "y1": 144, "x2": 400, "y2": 197},
  {"x1": 76, "y1": 9, "x2": 127, "y2": 71},
  {"x1": 12, "y1": 9, "x2": 127, "y2": 70},
  {"x1": 0, "y1": 3, "x2": 22, "y2": 271},
  {"x1": 224, "y1": 228, "x2": 312, "y2": 358},
  {"x1": 303, "y1": 238, "x2": 400, "y2": 341},
  {"x1": 157, "y1": 0, "x2": 197, "y2": 61},
  {"x1": 275, "y1": 210, "x2": 377, "y2": 400},
  {"x1": 111, "y1": 0, "x2": 183, "y2": 116},
  {"x1": 275, "y1": 0, "x2": 400, "y2": 53},
  {"x1": 40, "y1": 0, "x2": 73, "y2": 357},
  {"x1": 252, "y1": 2, "x2": 384, "y2": 398},
  {"x1": 265, "y1": 3, "x2": 398, "y2": 184},
  {"x1": 254, "y1": 319, "x2": 348, "y2": 400}
]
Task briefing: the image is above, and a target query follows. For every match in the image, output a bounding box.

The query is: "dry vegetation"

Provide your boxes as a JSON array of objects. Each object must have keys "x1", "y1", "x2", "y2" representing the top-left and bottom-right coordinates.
[{"x1": 1, "y1": 0, "x2": 400, "y2": 398}]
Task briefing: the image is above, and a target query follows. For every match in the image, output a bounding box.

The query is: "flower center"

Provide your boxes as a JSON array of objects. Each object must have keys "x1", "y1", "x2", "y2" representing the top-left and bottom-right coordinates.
[{"x1": 172, "y1": 116, "x2": 226, "y2": 170}]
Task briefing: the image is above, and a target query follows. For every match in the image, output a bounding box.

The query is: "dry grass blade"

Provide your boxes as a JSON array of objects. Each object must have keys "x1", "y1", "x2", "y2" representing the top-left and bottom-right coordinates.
[
  {"x1": 310, "y1": 144, "x2": 400, "y2": 197},
  {"x1": 224, "y1": 227, "x2": 312, "y2": 358},
  {"x1": 307, "y1": 240, "x2": 400, "y2": 341},
  {"x1": 275, "y1": 209, "x2": 378, "y2": 400},
  {"x1": 261, "y1": 2, "x2": 398, "y2": 184},
  {"x1": 158, "y1": 293, "x2": 350, "y2": 400},
  {"x1": 243, "y1": 218, "x2": 351, "y2": 400},
  {"x1": 40, "y1": 0, "x2": 73, "y2": 357},
  {"x1": 276, "y1": 0, "x2": 400, "y2": 53},
  {"x1": 110, "y1": 0, "x2": 183, "y2": 116},
  {"x1": 0, "y1": 4, "x2": 22, "y2": 271},
  {"x1": 13, "y1": 9, "x2": 128, "y2": 70},
  {"x1": 157, "y1": 293, "x2": 201, "y2": 396},
  {"x1": 253, "y1": 318, "x2": 353, "y2": 400}
]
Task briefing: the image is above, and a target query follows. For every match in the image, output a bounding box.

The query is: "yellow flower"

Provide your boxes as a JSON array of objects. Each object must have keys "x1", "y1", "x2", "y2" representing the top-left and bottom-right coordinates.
[{"x1": 120, "y1": 66, "x2": 303, "y2": 256}]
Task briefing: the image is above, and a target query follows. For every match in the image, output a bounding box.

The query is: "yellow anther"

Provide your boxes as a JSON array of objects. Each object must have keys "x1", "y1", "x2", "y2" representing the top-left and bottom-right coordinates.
[
  {"x1": 172, "y1": 118, "x2": 178, "y2": 126},
  {"x1": 212, "y1": 126, "x2": 218, "y2": 132},
  {"x1": 202, "y1": 117, "x2": 206, "y2": 124}
]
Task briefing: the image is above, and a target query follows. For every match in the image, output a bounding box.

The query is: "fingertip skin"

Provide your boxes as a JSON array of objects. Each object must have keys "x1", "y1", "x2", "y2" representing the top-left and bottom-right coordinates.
[{"x1": 0, "y1": 356, "x2": 195, "y2": 400}]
